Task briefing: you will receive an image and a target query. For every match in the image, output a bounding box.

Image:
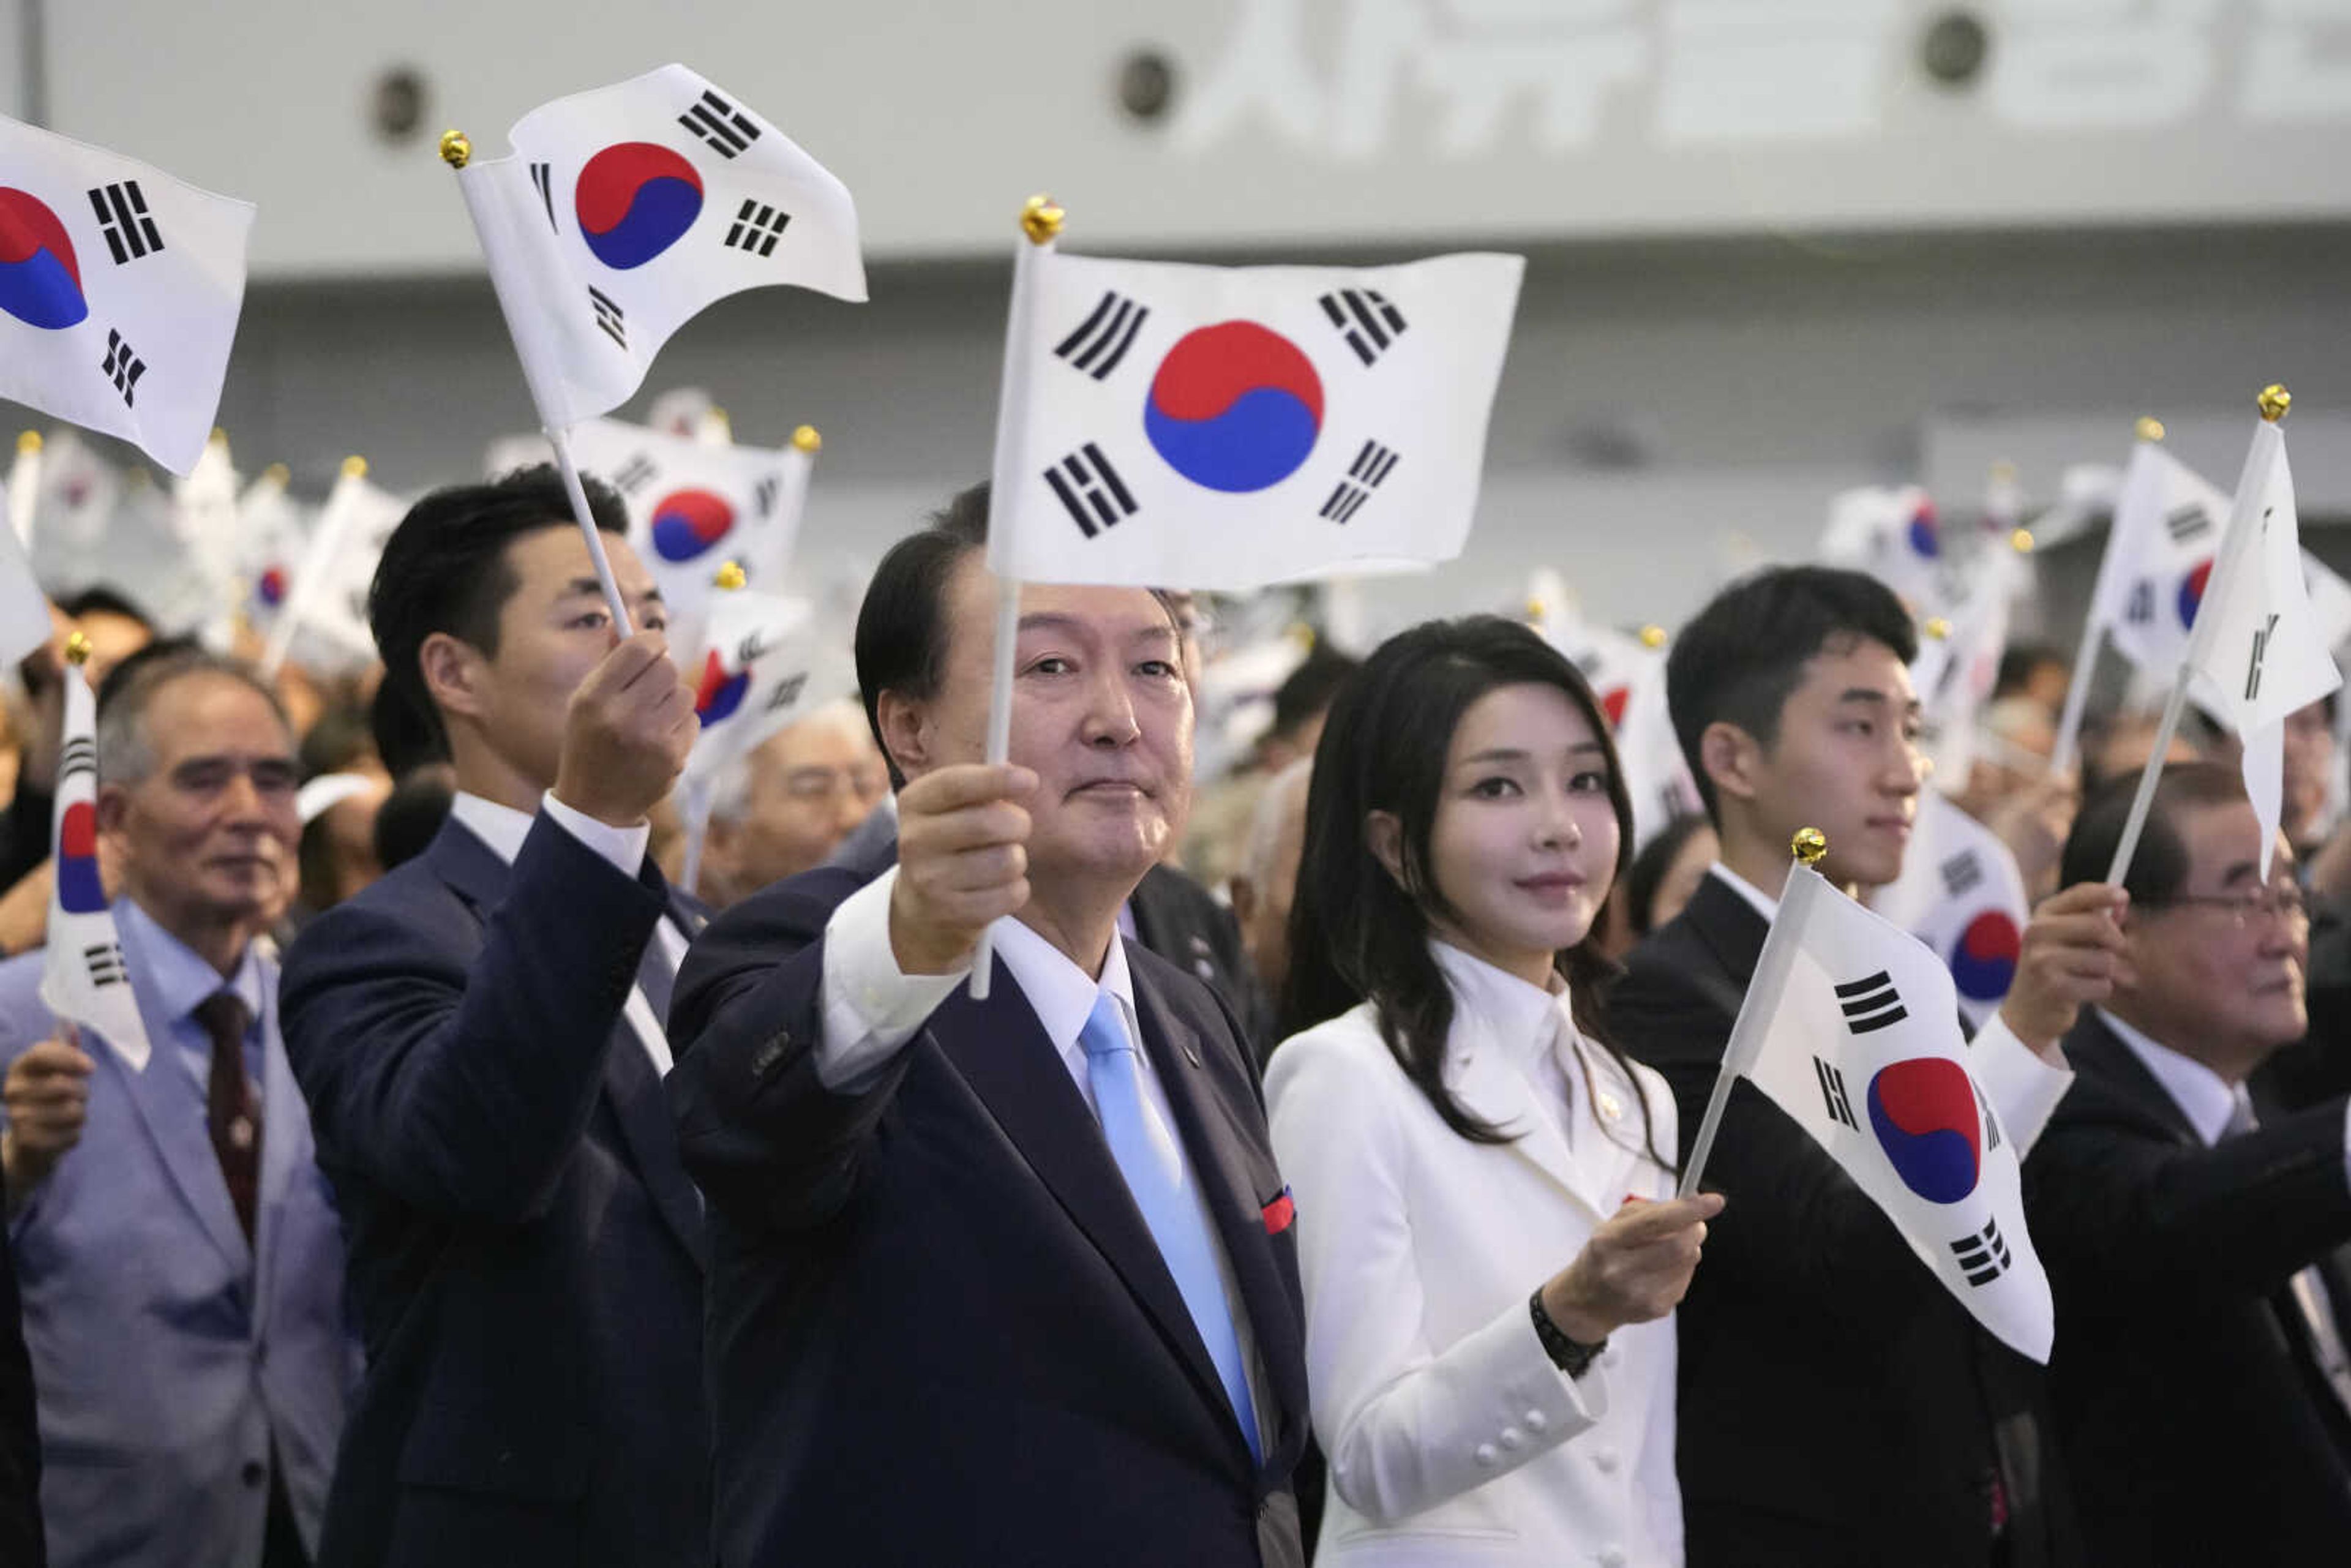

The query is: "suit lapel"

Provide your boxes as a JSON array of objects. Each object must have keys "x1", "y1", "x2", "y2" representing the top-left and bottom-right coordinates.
[
  {"x1": 250, "y1": 978, "x2": 302, "y2": 1341},
  {"x1": 107, "y1": 997, "x2": 252, "y2": 1281},
  {"x1": 1449, "y1": 1031, "x2": 1608, "y2": 1219},
  {"x1": 1128, "y1": 954, "x2": 1308, "y2": 1463},
  {"x1": 1684, "y1": 876, "x2": 1770, "y2": 1002},
  {"x1": 2071, "y1": 1015, "x2": 2205, "y2": 1147},
  {"x1": 928, "y1": 958, "x2": 1234, "y2": 1445}
]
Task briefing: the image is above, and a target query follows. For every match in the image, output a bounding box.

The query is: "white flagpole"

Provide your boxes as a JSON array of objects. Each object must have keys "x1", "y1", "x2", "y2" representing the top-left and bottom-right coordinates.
[
  {"x1": 261, "y1": 454, "x2": 367, "y2": 680},
  {"x1": 440, "y1": 129, "x2": 633, "y2": 636},
  {"x1": 2104, "y1": 390, "x2": 2288, "y2": 887},
  {"x1": 2049, "y1": 419, "x2": 2167, "y2": 781},
  {"x1": 968, "y1": 197, "x2": 1062, "y2": 1002},
  {"x1": 678, "y1": 779, "x2": 713, "y2": 901},
  {"x1": 1679, "y1": 832, "x2": 1828, "y2": 1198}
]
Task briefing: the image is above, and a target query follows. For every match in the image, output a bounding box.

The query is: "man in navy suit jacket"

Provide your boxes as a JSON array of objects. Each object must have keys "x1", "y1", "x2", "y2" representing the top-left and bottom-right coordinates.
[
  {"x1": 280, "y1": 469, "x2": 708, "y2": 1568},
  {"x1": 669, "y1": 484, "x2": 1310, "y2": 1566}
]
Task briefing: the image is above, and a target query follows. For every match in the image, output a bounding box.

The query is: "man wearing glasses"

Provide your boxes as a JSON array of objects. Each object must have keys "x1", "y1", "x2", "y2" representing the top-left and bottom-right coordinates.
[
  {"x1": 2026, "y1": 760, "x2": 2351, "y2": 1564},
  {"x1": 694, "y1": 699, "x2": 889, "y2": 909}
]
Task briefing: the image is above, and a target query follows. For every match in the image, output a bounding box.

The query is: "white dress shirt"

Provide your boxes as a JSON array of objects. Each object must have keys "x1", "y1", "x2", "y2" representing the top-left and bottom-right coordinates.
[
  {"x1": 814, "y1": 865, "x2": 1267, "y2": 1424},
  {"x1": 1267, "y1": 940, "x2": 1683, "y2": 1566},
  {"x1": 2098, "y1": 1007, "x2": 2351, "y2": 1192},
  {"x1": 1708, "y1": 863, "x2": 2075, "y2": 1152},
  {"x1": 448, "y1": 791, "x2": 686, "y2": 1076}
]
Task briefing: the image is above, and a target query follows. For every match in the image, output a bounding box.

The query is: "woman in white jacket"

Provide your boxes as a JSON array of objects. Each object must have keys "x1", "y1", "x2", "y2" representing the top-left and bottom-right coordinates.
[{"x1": 1267, "y1": 617, "x2": 1721, "y2": 1567}]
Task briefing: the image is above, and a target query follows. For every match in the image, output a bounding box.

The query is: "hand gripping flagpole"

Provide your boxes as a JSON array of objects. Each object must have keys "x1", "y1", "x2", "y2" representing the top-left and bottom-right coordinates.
[
  {"x1": 441, "y1": 129, "x2": 634, "y2": 637},
  {"x1": 2103, "y1": 386, "x2": 2290, "y2": 887},
  {"x1": 966, "y1": 195, "x2": 1062, "y2": 1002},
  {"x1": 2048, "y1": 416, "x2": 2167, "y2": 781},
  {"x1": 1679, "y1": 828, "x2": 1829, "y2": 1198}
]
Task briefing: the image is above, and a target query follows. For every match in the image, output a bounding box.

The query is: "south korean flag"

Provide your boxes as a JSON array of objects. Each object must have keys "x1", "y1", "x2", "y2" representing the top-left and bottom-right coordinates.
[
  {"x1": 989, "y1": 247, "x2": 1522, "y2": 590},
  {"x1": 40, "y1": 657, "x2": 151, "y2": 1071},
  {"x1": 0, "y1": 115, "x2": 251, "y2": 475},
  {"x1": 452, "y1": 63, "x2": 866, "y2": 430}
]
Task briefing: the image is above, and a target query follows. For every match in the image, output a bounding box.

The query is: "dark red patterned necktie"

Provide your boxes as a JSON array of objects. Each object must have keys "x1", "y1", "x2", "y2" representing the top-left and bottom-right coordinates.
[{"x1": 193, "y1": 991, "x2": 260, "y2": 1239}]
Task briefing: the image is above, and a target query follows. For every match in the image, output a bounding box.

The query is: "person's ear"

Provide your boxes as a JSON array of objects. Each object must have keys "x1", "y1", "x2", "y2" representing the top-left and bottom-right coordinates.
[
  {"x1": 419, "y1": 633, "x2": 490, "y2": 723},
  {"x1": 94, "y1": 781, "x2": 130, "y2": 836},
  {"x1": 876, "y1": 689, "x2": 932, "y2": 782},
  {"x1": 1365, "y1": 811, "x2": 1408, "y2": 890},
  {"x1": 1699, "y1": 720, "x2": 1765, "y2": 808}
]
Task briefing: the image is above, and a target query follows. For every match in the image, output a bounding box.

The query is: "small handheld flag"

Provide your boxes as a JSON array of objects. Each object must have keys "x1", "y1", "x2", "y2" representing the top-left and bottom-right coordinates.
[
  {"x1": 0, "y1": 115, "x2": 251, "y2": 476},
  {"x1": 1681, "y1": 828, "x2": 2053, "y2": 1362},
  {"x1": 258, "y1": 456, "x2": 407, "y2": 677},
  {"x1": 39, "y1": 637, "x2": 150, "y2": 1071}
]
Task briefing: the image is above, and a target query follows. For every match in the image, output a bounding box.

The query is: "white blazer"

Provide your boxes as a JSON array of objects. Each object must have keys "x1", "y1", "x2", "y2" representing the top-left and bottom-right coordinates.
[{"x1": 1265, "y1": 943, "x2": 1684, "y2": 1567}]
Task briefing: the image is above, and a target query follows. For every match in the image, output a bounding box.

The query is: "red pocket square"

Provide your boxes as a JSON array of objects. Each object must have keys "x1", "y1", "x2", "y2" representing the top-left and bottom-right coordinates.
[{"x1": 1262, "y1": 1188, "x2": 1295, "y2": 1235}]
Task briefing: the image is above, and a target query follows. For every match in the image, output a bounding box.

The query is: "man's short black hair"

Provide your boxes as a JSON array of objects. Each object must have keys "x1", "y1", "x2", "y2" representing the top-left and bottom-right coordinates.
[
  {"x1": 854, "y1": 482, "x2": 991, "y2": 790},
  {"x1": 1270, "y1": 645, "x2": 1360, "y2": 744},
  {"x1": 57, "y1": 585, "x2": 154, "y2": 632},
  {"x1": 2061, "y1": 760, "x2": 2252, "y2": 906},
  {"x1": 1667, "y1": 565, "x2": 1919, "y2": 822},
  {"x1": 367, "y1": 463, "x2": 628, "y2": 775}
]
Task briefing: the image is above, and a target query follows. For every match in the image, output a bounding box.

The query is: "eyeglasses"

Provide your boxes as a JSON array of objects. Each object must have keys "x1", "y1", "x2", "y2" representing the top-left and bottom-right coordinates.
[{"x1": 2140, "y1": 882, "x2": 2309, "y2": 928}]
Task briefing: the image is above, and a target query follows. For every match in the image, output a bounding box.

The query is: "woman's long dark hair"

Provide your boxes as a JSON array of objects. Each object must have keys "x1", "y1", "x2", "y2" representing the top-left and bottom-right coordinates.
[{"x1": 1278, "y1": 615, "x2": 1668, "y2": 1166}]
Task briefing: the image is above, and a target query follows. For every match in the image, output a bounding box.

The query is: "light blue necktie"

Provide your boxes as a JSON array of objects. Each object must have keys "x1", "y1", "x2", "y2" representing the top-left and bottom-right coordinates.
[{"x1": 1079, "y1": 990, "x2": 1262, "y2": 1461}]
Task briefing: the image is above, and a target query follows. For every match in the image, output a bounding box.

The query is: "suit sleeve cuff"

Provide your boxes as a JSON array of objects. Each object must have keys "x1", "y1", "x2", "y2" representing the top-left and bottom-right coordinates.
[
  {"x1": 539, "y1": 791, "x2": 651, "y2": 880},
  {"x1": 816, "y1": 866, "x2": 966, "y2": 1092},
  {"x1": 1973, "y1": 1015, "x2": 2074, "y2": 1155}
]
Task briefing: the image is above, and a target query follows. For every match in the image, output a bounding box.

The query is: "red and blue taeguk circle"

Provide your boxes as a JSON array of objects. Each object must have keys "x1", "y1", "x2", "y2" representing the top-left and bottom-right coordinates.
[
  {"x1": 2178, "y1": 558, "x2": 2212, "y2": 630},
  {"x1": 1142, "y1": 322, "x2": 1324, "y2": 493},
  {"x1": 1949, "y1": 910, "x2": 2020, "y2": 1003},
  {"x1": 696, "y1": 650, "x2": 749, "y2": 726},
  {"x1": 575, "y1": 143, "x2": 703, "y2": 271},
  {"x1": 1907, "y1": 500, "x2": 1940, "y2": 560},
  {"x1": 56, "y1": 801, "x2": 106, "y2": 914},
  {"x1": 257, "y1": 566, "x2": 288, "y2": 609},
  {"x1": 0, "y1": 189, "x2": 88, "y2": 330},
  {"x1": 649, "y1": 488, "x2": 734, "y2": 562},
  {"x1": 1866, "y1": 1057, "x2": 1982, "y2": 1204}
]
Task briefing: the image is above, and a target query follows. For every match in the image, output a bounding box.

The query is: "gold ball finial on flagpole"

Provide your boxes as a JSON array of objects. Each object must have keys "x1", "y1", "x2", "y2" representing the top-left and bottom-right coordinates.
[
  {"x1": 64, "y1": 631, "x2": 91, "y2": 667},
  {"x1": 1639, "y1": 625, "x2": 1668, "y2": 650},
  {"x1": 438, "y1": 130, "x2": 472, "y2": 170},
  {"x1": 340, "y1": 455, "x2": 368, "y2": 479},
  {"x1": 2135, "y1": 416, "x2": 2166, "y2": 443},
  {"x1": 209, "y1": 427, "x2": 228, "y2": 448},
  {"x1": 16, "y1": 430, "x2": 39, "y2": 456},
  {"x1": 263, "y1": 462, "x2": 290, "y2": 486},
  {"x1": 791, "y1": 425, "x2": 822, "y2": 454},
  {"x1": 1019, "y1": 195, "x2": 1065, "y2": 246},
  {"x1": 714, "y1": 561, "x2": 747, "y2": 591},
  {"x1": 1924, "y1": 617, "x2": 1951, "y2": 642},
  {"x1": 1792, "y1": 827, "x2": 1828, "y2": 865},
  {"x1": 2010, "y1": 528, "x2": 2035, "y2": 554},
  {"x1": 1523, "y1": 597, "x2": 1546, "y2": 625},
  {"x1": 2258, "y1": 384, "x2": 2292, "y2": 422}
]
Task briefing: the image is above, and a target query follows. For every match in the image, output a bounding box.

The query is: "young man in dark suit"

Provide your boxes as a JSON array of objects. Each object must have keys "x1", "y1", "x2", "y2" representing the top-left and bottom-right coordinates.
[
  {"x1": 1607, "y1": 566, "x2": 2128, "y2": 1568},
  {"x1": 279, "y1": 469, "x2": 708, "y2": 1568},
  {"x1": 2027, "y1": 763, "x2": 2351, "y2": 1562},
  {"x1": 667, "y1": 484, "x2": 1310, "y2": 1567}
]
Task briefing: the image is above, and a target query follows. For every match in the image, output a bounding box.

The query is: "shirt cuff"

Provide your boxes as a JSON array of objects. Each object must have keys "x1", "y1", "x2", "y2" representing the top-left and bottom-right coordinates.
[
  {"x1": 540, "y1": 790, "x2": 651, "y2": 880},
  {"x1": 1973, "y1": 1015, "x2": 2074, "y2": 1156},
  {"x1": 816, "y1": 865, "x2": 967, "y2": 1092}
]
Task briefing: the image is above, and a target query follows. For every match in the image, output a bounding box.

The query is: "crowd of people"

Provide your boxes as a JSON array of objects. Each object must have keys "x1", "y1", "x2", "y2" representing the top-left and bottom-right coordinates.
[{"x1": 0, "y1": 465, "x2": 2345, "y2": 1567}]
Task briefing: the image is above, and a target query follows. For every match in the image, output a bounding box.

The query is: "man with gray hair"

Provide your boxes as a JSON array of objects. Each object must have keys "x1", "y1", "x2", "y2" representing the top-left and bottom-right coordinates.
[
  {"x1": 0, "y1": 640, "x2": 351, "y2": 1568},
  {"x1": 692, "y1": 698, "x2": 887, "y2": 909}
]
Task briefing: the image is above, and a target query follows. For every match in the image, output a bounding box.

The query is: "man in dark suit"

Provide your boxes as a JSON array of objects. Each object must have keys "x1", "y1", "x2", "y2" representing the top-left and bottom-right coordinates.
[
  {"x1": 279, "y1": 469, "x2": 708, "y2": 1567},
  {"x1": 2025, "y1": 762, "x2": 2351, "y2": 1561},
  {"x1": 668, "y1": 484, "x2": 1310, "y2": 1567},
  {"x1": 1608, "y1": 566, "x2": 2126, "y2": 1568},
  {"x1": 0, "y1": 1167, "x2": 38, "y2": 1567}
]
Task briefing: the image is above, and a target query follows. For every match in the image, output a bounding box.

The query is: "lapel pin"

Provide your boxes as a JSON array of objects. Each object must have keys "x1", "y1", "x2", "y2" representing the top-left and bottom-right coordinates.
[{"x1": 1596, "y1": 1090, "x2": 1623, "y2": 1123}]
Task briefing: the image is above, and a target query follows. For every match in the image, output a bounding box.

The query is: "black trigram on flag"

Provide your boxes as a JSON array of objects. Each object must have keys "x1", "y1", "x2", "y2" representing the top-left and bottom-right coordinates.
[
  {"x1": 679, "y1": 89, "x2": 760, "y2": 157},
  {"x1": 610, "y1": 454, "x2": 656, "y2": 495},
  {"x1": 1951, "y1": 1216, "x2": 2014, "y2": 1287},
  {"x1": 2165, "y1": 502, "x2": 2215, "y2": 546},
  {"x1": 87, "y1": 181, "x2": 163, "y2": 264},
  {"x1": 1044, "y1": 444, "x2": 1138, "y2": 538},
  {"x1": 588, "y1": 287, "x2": 626, "y2": 348},
  {"x1": 83, "y1": 942, "x2": 128, "y2": 989},
  {"x1": 763, "y1": 672, "x2": 809, "y2": 714},
  {"x1": 1835, "y1": 970, "x2": 1908, "y2": 1034},
  {"x1": 1973, "y1": 1077, "x2": 2003, "y2": 1151},
  {"x1": 1054, "y1": 291, "x2": 1149, "y2": 380},
  {"x1": 1320, "y1": 440, "x2": 1401, "y2": 523},
  {"x1": 2126, "y1": 579, "x2": 2156, "y2": 625},
  {"x1": 100, "y1": 329, "x2": 144, "y2": 407},
  {"x1": 2246, "y1": 610, "x2": 2281, "y2": 703},
  {"x1": 58, "y1": 737, "x2": 96, "y2": 779},
  {"x1": 1813, "y1": 1057, "x2": 1859, "y2": 1130},
  {"x1": 752, "y1": 475, "x2": 780, "y2": 517},
  {"x1": 1940, "y1": 850, "x2": 1984, "y2": 900},
  {"x1": 723, "y1": 200, "x2": 791, "y2": 258},
  {"x1": 530, "y1": 163, "x2": 558, "y2": 232},
  {"x1": 1319, "y1": 288, "x2": 1407, "y2": 367}
]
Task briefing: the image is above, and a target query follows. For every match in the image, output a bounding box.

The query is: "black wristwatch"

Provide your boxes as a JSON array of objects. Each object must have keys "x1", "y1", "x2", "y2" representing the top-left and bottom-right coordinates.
[{"x1": 1529, "y1": 1290, "x2": 1608, "y2": 1378}]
